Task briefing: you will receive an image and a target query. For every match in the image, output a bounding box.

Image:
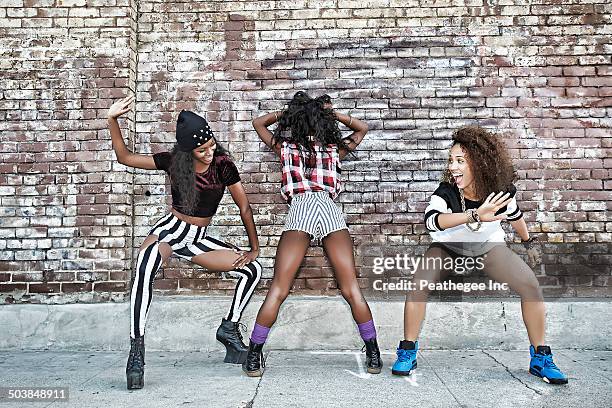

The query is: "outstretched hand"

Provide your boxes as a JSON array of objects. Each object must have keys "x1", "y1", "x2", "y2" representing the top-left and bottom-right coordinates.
[
  {"x1": 108, "y1": 95, "x2": 135, "y2": 119},
  {"x1": 476, "y1": 191, "x2": 513, "y2": 222}
]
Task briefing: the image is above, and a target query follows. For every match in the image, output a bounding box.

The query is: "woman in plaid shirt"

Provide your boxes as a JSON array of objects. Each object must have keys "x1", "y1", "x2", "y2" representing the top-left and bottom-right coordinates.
[{"x1": 242, "y1": 91, "x2": 383, "y2": 377}]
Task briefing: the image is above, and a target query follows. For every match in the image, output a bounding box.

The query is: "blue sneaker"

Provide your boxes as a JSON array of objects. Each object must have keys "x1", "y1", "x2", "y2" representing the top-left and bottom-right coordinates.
[
  {"x1": 392, "y1": 340, "x2": 418, "y2": 376},
  {"x1": 529, "y1": 345, "x2": 568, "y2": 384}
]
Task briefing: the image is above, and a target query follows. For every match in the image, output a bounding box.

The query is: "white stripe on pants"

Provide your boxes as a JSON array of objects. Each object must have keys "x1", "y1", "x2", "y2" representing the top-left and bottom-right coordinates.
[{"x1": 129, "y1": 213, "x2": 263, "y2": 338}]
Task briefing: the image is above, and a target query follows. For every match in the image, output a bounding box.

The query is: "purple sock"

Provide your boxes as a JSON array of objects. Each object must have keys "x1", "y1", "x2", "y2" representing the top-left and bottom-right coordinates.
[
  {"x1": 357, "y1": 320, "x2": 377, "y2": 341},
  {"x1": 250, "y1": 322, "x2": 270, "y2": 345}
]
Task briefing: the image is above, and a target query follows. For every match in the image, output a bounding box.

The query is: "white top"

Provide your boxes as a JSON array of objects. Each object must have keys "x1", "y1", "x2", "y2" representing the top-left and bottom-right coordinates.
[{"x1": 424, "y1": 182, "x2": 523, "y2": 251}]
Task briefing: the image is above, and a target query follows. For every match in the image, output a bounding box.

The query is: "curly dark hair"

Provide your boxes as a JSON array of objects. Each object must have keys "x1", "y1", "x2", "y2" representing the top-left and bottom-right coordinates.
[
  {"x1": 442, "y1": 126, "x2": 517, "y2": 200},
  {"x1": 272, "y1": 91, "x2": 354, "y2": 167},
  {"x1": 168, "y1": 140, "x2": 229, "y2": 216}
]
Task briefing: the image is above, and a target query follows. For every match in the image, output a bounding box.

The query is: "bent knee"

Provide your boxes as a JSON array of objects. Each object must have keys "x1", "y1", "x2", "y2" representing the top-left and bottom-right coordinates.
[
  {"x1": 518, "y1": 279, "x2": 543, "y2": 300},
  {"x1": 249, "y1": 260, "x2": 263, "y2": 278},
  {"x1": 340, "y1": 288, "x2": 364, "y2": 305},
  {"x1": 268, "y1": 286, "x2": 290, "y2": 304},
  {"x1": 239, "y1": 260, "x2": 262, "y2": 285}
]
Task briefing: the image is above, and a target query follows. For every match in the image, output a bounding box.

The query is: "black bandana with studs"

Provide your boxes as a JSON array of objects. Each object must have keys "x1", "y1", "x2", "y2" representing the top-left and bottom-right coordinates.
[{"x1": 175, "y1": 110, "x2": 215, "y2": 152}]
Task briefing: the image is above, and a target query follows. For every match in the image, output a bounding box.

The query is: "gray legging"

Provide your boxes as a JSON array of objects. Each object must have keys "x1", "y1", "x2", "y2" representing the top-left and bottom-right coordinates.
[{"x1": 408, "y1": 243, "x2": 543, "y2": 302}]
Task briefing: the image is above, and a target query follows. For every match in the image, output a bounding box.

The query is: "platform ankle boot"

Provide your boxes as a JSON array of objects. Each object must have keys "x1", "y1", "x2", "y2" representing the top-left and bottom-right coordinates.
[
  {"x1": 216, "y1": 318, "x2": 249, "y2": 364},
  {"x1": 126, "y1": 335, "x2": 145, "y2": 390}
]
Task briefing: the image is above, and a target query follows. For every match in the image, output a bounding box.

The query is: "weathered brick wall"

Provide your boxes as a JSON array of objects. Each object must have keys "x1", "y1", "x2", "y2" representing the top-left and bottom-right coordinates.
[
  {"x1": 1, "y1": 0, "x2": 610, "y2": 303},
  {"x1": 0, "y1": 0, "x2": 137, "y2": 302}
]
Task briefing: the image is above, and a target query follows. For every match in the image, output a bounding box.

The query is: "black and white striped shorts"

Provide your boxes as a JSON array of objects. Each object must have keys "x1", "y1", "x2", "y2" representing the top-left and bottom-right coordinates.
[
  {"x1": 283, "y1": 192, "x2": 348, "y2": 241},
  {"x1": 149, "y1": 212, "x2": 239, "y2": 260}
]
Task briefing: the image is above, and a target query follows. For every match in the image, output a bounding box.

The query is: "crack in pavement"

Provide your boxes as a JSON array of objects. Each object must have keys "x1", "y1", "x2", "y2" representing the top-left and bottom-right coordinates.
[
  {"x1": 481, "y1": 350, "x2": 543, "y2": 396},
  {"x1": 419, "y1": 351, "x2": 465, "y2": 407}
]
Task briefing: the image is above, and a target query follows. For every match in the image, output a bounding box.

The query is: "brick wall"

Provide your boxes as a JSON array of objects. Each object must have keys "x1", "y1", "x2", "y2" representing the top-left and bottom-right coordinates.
[
  {"x1": 0, "y1": 0, "x2": 136, "y2": 302},
  {"x1": 1, "y1": 0, "x2": 610, "y2": 303}
]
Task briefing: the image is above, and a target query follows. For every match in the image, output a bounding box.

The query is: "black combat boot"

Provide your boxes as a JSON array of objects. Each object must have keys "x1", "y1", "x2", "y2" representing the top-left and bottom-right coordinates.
[
  {"x1": 363, "y1": 337, "x2": 383, "y2": 374},
  {"x1": 216, "y1": 318, "x2": 249, "y2": 364},
  {"x1": 242, "y1": 341, "x2": 265, "y2": 377},
  {"x1": 126, "y1": 336, "x2": 145, "y2": 390}
]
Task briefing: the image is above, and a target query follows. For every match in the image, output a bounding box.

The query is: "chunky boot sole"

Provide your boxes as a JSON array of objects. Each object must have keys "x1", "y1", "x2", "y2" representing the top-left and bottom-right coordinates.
[
  {"x1": 529, "y1": 368, "x2": 568, "y2": 385},
  {"x1": 216, "y1": 328, "x2": 248, "y2": 365},
  {"x1": 222, "y1": 344, "x2": 248, "y2": 364},
  {"x1": 243, "y1": 367, "x2": 263, "y2": 377},
  {"x1": 126, "y1": 371, "x2": 144, "y2": 390},
  {"x1": 367, "y1": 366, "x2": 382, "y2": 374}
]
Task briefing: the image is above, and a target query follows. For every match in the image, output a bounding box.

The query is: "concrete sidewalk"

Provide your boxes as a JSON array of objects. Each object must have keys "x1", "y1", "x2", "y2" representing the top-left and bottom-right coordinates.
[
  {"x1": 2, "y1": 297, "x2": 611, "y2": 351},
  {"x1": 0, "y1": 349, "x2": 609, "y2": 408}
]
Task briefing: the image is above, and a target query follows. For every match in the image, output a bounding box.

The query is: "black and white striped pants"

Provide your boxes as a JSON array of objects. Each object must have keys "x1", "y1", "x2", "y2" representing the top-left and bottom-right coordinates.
[{"x1": 130, "y1": 212, "x2": 263, "y2": 338}]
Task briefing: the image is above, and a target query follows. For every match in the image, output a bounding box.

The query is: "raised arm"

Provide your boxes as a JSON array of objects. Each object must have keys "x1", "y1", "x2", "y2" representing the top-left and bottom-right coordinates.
[
  {"x1": 252, "y1": 111, "x2": 282, "y2": 157},
  {"x1": 336, "y1": 112, "x2": 368, "y2": 159},
  {"x1": 107, "y1": 96, "x2": 157, "y2": 170}
]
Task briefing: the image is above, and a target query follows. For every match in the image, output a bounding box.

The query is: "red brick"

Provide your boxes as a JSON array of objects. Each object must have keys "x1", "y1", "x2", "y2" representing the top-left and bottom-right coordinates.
[
  {"x1": 0, "y1": 284, "x2": 27, "y2": 292},
  {"x1": 29, "y1": 283, "x2": 61, "y2": 294},
  {"x1": 153, "y1": 279, "x2": 179, "y2": 291},
  {"x1": 11, "y1": 273, "x2": 44, "y2": 282},
  {"x1": 61, "y1": 282, "x2": 93, "y2": 293},
  {"x1": 93, "y1": 282, "x2": 127, "y2": 292}
]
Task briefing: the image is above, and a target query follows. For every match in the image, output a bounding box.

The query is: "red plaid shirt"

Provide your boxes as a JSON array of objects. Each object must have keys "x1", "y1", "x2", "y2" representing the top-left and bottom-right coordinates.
[{"x1": 280, "y1": 141, "x2": 342, "y2": 202}]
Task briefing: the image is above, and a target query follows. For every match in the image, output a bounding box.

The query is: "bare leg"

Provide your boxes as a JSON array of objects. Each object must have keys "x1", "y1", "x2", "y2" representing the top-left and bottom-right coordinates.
[
  {"x1": 140, "y1": 234, "x2": 173, "y2": 258},
  {"x1": 191, "y1": 249, "x2": 249, "y2": 272},
  {"x1": 483, "y1": 245, "x2": 546, "y2": 347},
  {"x1": 322, "y1": 229, "x2": 372, "y2": 324},
  {"x1": 404, "y1": 245, "x2": 451, "y2": 341},
  {"x1": 255, "y1": 230, "x2": 311, "y2": 327}
]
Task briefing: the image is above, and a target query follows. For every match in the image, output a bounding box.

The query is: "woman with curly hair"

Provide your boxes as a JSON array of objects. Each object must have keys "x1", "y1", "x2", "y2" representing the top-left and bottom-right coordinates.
[
  {"x1": 391, "y1": 126, "x2": 568, "y2": 385},
  {"x1": 242, "y1": 91, "x2": 382, "y2": 377},
  {"x1": 107, "y1": 96, "x2": 262, "y2": 389}
]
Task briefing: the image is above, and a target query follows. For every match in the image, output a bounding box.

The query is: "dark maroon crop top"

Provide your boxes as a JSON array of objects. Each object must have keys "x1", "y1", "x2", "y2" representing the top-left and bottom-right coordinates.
[{"x1": 152, "y1": 152, "x2": 241, "y2": 217}]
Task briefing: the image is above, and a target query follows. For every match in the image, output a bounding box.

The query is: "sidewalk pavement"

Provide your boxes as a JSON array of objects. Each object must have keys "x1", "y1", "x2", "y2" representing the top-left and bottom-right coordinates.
[{"x1": 0, "y1": 349, "x2": 610, "y2": 408}]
